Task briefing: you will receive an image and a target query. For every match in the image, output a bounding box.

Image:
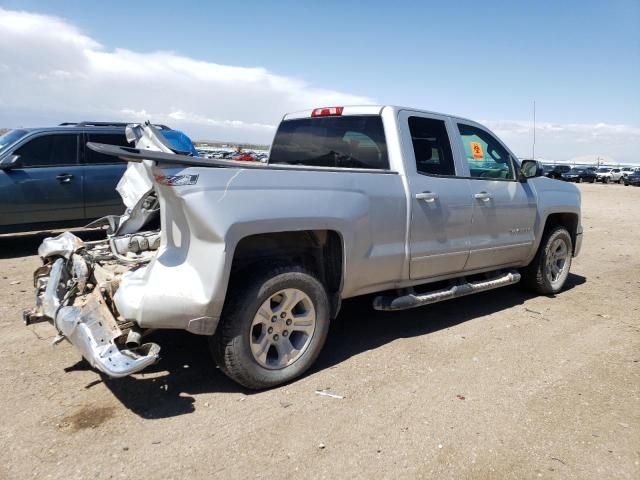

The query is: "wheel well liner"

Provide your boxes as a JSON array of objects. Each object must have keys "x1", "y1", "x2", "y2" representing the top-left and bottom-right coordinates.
[
  {"x1": 544, "y1": 213, "x2": 579, "y2": 254},
  {"x1": 230, "y1": 230, "x2": 344, "y2": 316}
]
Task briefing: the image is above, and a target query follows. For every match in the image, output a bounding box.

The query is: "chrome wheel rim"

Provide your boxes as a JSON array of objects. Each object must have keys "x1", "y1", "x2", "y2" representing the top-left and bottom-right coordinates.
[
  {"x1": 249, "y1": 288, "x2": 316, "y2": 370},
  {"x1": 545, "y1": 238, "x2": 569, "y2": 286}
]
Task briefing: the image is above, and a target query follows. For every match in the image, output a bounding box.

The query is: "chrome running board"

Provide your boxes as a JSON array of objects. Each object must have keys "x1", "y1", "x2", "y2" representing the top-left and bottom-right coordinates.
[{"x1": 373, "y1": 270, "x2": 521, "y2": 311}]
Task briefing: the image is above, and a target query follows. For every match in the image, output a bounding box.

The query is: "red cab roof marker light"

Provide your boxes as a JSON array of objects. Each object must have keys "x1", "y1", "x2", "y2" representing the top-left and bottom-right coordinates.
[{"x1": 311, "y1": 106, "x2": 344, "y2": 117}]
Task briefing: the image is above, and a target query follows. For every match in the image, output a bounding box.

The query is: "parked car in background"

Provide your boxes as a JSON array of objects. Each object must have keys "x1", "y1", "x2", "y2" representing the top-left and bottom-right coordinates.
[
  {"x1": 0, "y1": 122, "x2": 197, "y2": 234},
  {"x1": 596, "y1": 167, "x2": 612, "y2": 182},
  {"x1": 623, "y1": 169, "x2": 640, "y2": 186},
  {"x1": 596, "y1": 167, "x2": 624, "y2": 184},
  {"x1": 560, "y1": 167, "x2": 597, "y2": 183},
  {"x1": 231, "y1": 152, "x2": 257, "y2": 161},
  {"x1": 611, "y1": 168, "x2": 624, "y2": 183},
  {"x1": 620, "y1": 167, "x2": 636, "y2": 178},
  {"x1": 543, "y1": 164, "x2": 571, "y2": 179}
]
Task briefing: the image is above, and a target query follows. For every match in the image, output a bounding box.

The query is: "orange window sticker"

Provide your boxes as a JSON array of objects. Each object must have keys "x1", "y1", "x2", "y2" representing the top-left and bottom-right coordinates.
[{"x1": 470, "y1": 141, "x2": 484, "y2": 160}]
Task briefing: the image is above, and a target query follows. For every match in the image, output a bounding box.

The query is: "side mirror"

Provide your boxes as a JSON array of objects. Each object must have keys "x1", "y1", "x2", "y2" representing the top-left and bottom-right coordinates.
[
  {"x1": 520, "y1": 159, "x2": 544, "y2": 181},
  {"x1": 0, "y1": 154, "x2": 22, "y2": 170}
]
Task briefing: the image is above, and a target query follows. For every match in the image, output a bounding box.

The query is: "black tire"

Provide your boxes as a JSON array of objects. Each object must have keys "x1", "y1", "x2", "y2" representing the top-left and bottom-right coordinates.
[
  {"x1": 210, "y1": 265, "x2": 330, "y2": 389},
  {"x1": 603, "y1": 177, "x2": 609, "y2": 184},
  {"x1": 521, "y1": 226, "x2": 573, "y2": 295},
  {"x1": 577, "y1": 177, "x2": 583, "y2": 183},
  {"x1": 590, "y1": 178, "x2": 595, "y2": 183}
]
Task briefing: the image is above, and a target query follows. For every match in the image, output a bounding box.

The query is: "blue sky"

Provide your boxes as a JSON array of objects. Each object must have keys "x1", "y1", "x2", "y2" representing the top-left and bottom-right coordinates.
[{"x1": 1, "y1": 0, "x2": 639, "y2": 162}]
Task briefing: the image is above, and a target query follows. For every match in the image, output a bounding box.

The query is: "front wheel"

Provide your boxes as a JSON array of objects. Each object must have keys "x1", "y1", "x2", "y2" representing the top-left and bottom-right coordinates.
[
  {"x1": 521, "y1": 226, "x2": 573, "y2": 295},
  {"x1": 210, "y1": 265, "x2": 330, "y2": 389}
]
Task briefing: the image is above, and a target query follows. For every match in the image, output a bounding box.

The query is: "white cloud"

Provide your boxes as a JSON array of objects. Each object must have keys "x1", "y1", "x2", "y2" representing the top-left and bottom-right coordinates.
[
  {"x1": 0, "y1": 7, "x2": 372, "y2": 143},
  {"x1": 483, "y1": 120, "x2": 640, "y2": 164}
]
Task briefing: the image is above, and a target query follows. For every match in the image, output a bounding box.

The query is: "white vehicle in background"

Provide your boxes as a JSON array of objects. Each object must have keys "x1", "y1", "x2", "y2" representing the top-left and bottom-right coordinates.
[
  {"x1": 596, "y1": 167, "x2": 624, "y2": 184},
  {"x1": 620, "y1": 167, "x2": 636, "y2": 178}
]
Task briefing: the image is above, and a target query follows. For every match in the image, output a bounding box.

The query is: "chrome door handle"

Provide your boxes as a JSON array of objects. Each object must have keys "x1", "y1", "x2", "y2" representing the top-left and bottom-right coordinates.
[
  {"x1": 56, "y1": 173, "x2": 74, "y2": 183},
  {"x1": 416, "y1": 191, "x2": 438, "y2": 202},
  {"x1": 474, "y1": 192, "x2": 491, "y2": 201}
]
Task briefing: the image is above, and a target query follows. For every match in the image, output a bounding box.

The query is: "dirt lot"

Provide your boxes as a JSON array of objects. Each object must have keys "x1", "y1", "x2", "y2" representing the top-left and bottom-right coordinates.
[{"x1": 0, "y1": 182, "x2": 638, "y2": 479}]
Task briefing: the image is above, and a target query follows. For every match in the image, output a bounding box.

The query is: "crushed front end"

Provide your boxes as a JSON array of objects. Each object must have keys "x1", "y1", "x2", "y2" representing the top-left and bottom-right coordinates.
[{"x1": 24, "y1": 230, "x2": 163, "y2": 378}]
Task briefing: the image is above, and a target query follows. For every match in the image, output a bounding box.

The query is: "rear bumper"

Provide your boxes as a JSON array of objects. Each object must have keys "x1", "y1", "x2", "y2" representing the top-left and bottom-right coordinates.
[
  {"x1": 56, "y1": 289, "x2": 159, "y2": 377},
  {"x1": 25, "y1": 235, "x2": 161, "y2": 378},
  {"x1": 25, "y1": 283, "x2": 160, "y2": 378}
]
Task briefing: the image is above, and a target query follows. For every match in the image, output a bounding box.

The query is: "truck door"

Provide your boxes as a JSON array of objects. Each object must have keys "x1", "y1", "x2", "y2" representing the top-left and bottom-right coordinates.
[
  {"x1": 453, "y1": 121, "x2": 537, "y2": 271},
  {"x1": 0, "y1": 133, "x2": 84, "y2": 227},
  {"x1": 398, "y1": 111, "x2": 473, "y2": 279}
]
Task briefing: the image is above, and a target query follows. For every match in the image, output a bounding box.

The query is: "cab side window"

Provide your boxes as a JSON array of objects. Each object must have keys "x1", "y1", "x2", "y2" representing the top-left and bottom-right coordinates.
[
  {"x1": 457, "y1": 124, "x2": 515, "y2": 180},
  {"x1": 14, "y1": 134, "x2": 79, "y2": 167},
  {"x1": 408, "y1": 116, "x2": 455, "y2": 176}
]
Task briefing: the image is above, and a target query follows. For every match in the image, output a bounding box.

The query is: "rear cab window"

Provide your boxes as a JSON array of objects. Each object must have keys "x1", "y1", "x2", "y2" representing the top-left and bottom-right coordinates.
[
  {"x1": 269, "y1": 115, "x2": 389, "y2": 170},
  {"x1": 408, "y1": 116, "x2": 456, "y2": 176}
]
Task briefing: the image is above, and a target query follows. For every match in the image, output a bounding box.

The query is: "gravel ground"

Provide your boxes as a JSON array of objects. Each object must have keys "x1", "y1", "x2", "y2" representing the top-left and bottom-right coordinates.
[{"x1": 1, "y1": 182, "x2": 638, "y2": 479}]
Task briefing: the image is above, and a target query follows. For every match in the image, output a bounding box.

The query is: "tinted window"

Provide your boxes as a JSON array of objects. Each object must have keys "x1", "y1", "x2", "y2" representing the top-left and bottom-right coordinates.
[
  {"x1": 408, "y1": 117, "x2": 455, "y2": 176},
  {"x1": 85, "y1": 133, "x2": 130, "y2": 163},
  {"x1": 15, "y1": 134, "x2": 78, "y2": 167},
  {"x1": 0, "y1": 129, "x2": 29, "y2": 154},
  {"x1": 269, "y1": 116, "x2": 389, "y2": 169},
  {"x1": 457, "y1": 124, "x2": 515, "y2": 180}
]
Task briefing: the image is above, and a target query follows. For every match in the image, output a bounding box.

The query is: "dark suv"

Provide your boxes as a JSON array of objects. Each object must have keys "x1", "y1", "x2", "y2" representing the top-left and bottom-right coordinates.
[
  {"x1": 543, "y1": 164, "x2": 571, "y2": 179},
  {"x1": 0, "y1": 122, "x2": 197, "y2": 234}
]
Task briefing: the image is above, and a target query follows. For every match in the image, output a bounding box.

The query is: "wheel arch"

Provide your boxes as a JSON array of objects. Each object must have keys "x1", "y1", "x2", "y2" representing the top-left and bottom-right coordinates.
[
  {"x1": 542, "y1": 212, "x2": 579, "y2": 255},
  {"x1": 228, "y1": 229, "x2": 345, "y2": 318}
]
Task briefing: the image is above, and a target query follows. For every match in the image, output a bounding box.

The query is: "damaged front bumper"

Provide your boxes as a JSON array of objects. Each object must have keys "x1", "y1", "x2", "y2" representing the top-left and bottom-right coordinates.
[{"x1": 24, "y1": 231, "x2": 161, "y2": 378}]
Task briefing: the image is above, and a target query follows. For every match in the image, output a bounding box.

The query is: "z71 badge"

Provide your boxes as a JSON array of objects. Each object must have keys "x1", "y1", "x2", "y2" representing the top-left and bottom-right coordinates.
[{"x1": 155, "y1": 174, "x2": 199, "y2": 186}]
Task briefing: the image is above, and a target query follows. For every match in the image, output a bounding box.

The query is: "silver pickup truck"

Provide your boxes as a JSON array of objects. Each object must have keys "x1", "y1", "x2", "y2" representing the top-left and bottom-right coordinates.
[{"x1": 25, "y1": 106, "x2": 582, "y2": 389}]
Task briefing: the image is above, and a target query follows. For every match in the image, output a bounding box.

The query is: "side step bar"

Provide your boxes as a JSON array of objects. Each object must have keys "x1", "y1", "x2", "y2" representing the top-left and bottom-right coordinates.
[{"x1": 373, "y1": 270, "x2": 521, "y2": 311}]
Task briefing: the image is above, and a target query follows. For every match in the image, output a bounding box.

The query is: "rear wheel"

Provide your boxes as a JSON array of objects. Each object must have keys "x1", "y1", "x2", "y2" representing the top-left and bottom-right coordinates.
[
  {"x1": 210, "y1": 265, "x2": 330, "y2": 389},
  {"x1": 521, "y1": 226, "x2": 573, "y2": 295}
]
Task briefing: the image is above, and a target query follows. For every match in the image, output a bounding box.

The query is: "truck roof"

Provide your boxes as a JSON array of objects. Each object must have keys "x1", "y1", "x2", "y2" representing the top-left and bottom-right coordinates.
[{"x1": 282, "y1": 105, "x2": 475, "y2": 124}]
